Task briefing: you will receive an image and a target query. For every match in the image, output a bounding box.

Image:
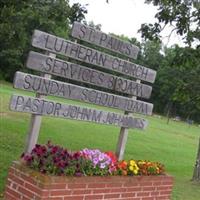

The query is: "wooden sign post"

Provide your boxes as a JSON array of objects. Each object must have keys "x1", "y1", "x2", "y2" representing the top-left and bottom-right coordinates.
[
  {"x1": 10, "y1": 22, "x2": 156, "y2": 159},
  {"x1": 116, "y1": 80, "x2": 141, "y2": 160},
  {"x1": 24, "y1": 52, "x2": 56, "y2": 153}
]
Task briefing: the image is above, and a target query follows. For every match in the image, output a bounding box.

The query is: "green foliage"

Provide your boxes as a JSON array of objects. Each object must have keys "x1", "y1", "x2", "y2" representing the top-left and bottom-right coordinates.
[
  {"x1": 152, "y1": 45, "x2": 200, "y2": 121},
  {"x1": 137, "y1": 0, "x2": 200, "y2": 122},
  {"x1": 0, "y1": 0, "x2": 87, "y2": 81},
  {"x1": 83, "y1": 21, "x2": 102, "y2": 30},
  {"x1": 141, "y1": 0, "x2": 200, "y2": 46},
  {"x1": 140, "y1": 40, "x2": 163, "y2": 70},
  {"x1": 69, "y1": 3, "x2": 87, "y2": 24}
]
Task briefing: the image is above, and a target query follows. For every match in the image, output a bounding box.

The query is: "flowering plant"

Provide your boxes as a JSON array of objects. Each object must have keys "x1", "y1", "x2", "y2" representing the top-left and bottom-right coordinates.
[
  {"x1": 117, "y1": 160, "x2": 165, "y2": 176},
  {"x1": 80, "y1": 149, "x2": 116, "y2": 175},
  {"x1": 21, "y1": 142, "x2": 165, "y2": 176}
]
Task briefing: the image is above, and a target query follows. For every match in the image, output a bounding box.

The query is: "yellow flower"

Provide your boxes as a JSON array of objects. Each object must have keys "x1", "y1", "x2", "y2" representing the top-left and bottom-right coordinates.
[
  {"x1": 129, "y1": 165, "x2": 134, "y2": 171},
  {"x1": 129, "y1": 163, "x2": 139, "y2": 175},
  {"x1": 134, "y1": 165, "x2": 139, "y2": 174},
  {"x1": 129, "y1": 160, "x2": 136, "y2": 166},
  {"x1": 138, "y1": 161, "x2": 145, "y2": 165}
]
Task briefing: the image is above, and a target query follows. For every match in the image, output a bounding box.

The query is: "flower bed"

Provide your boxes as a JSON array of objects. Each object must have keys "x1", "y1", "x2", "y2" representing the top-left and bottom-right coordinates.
[
  {"x1": 4, "y1": 142, "x2": 174, "y2": 200},
  {"x1": 20, "y1": 142, "x2": 165, "y2": 177}
]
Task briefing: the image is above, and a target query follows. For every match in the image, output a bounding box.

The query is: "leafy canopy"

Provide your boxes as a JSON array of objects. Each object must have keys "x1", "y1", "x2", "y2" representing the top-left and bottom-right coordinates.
[
  {"x1": 140, "y1": 0, "x2": 200, "y2": 46},
  {"x1": 0, "y1": 0, "x2": 87, "y2": 81}
]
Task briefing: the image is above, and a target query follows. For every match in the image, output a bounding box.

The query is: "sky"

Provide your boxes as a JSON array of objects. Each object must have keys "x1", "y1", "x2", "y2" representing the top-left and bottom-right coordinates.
[{"x1": 69, "y1": 0, "x2": 184, "y2": 47}]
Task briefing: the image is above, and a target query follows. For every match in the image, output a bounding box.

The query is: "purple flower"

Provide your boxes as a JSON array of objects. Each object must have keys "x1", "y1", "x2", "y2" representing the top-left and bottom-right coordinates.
[
  {"x1": 100, "y1": 163, "x2": 106, "y2": 169},
  {"x1": 21, "y1": 142, "x2": 117, "y2": 176},
  {"x1": 58, "y1": 161, "x2": 66, "y2": 168},
  {"x1": 99, "y1": 154, "x2": 104, "y2": 161},
  {"x1": 80, "y1": 148, "x2": 112, "y2": 169},
  {"x1": 93, "y1": 158, "x2": 99, "y2": 166},
  {"x1": 51, "y1": 146, "x2": 59, "y2": 154},
  {"x1": 23, "y1": 154, "x2": 33, "y2": 162},
  {"x1": 73, "y1": 152, "x2": 81, "y2": 159}
]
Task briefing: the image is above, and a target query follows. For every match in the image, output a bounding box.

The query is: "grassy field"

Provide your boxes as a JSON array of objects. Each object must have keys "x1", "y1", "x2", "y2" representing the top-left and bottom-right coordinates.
[{"x1": 0, "y1": 81, "x2": 200, "y2": 199}]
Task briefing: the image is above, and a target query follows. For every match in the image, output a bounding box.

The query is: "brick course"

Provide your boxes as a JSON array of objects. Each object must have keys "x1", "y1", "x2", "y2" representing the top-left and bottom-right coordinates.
[{"x1": 4, "y1": 161, "x2": 173, "y2": 200}]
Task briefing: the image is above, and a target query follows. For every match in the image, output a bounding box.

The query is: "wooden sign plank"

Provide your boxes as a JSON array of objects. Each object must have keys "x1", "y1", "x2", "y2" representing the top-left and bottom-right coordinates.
[
  {"x1": 26, "y1": 51, "x2": 152, "y2": 99},
  {"x1": 71, "y1": 22, "x2": 139, "y2": 59},
  {"x1": 32, "y1": 30, "x2": 157, "y2": 83},
  {"x1": 14, "y1": 71, "x2": 153, "y2": 115},
  {"x1": 9, "y1": 94, "x2": 148, "y2": 129}
]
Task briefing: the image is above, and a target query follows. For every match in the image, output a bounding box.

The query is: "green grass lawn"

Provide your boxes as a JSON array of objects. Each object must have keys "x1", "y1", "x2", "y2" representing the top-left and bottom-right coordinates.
[{"x1": 0, "y1": 81, "x2": 200, "y2": 199}]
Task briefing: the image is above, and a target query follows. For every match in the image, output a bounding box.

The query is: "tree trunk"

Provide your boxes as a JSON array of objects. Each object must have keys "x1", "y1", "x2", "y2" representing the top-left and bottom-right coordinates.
[
  {"x1": 166, "y1": 102, "x2": 172, "y2": 124},
  {"x1": 192, "y1": 137, "x2": 200, "y2": 181}
]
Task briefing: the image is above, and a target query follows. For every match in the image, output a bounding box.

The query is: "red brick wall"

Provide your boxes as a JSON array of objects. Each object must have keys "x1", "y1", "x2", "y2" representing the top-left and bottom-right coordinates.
[{"x1": 4, "y1": 161, "x2": 173, "y2": 200}]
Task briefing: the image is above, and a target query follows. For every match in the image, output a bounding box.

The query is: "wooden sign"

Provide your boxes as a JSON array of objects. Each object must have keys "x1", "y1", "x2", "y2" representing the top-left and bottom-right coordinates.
[
  {"x1": 14, "y1": 71, "x2": 153, "y2": 115},
  {"x1": 9, "y1": 24, "x2": 157, "y2": 158},
  {"x1": 71, "y1": 22, "x2": 139, "y2": 59},
  {"x1": 32, "y1": 30, "x2": 156, "y2": 83},
  {"x1": 26, "y1": 51, "x2": 152, "y2": 99},
  {"x1": 10, "y1": 94, "x2": 148, "y2": 129}
]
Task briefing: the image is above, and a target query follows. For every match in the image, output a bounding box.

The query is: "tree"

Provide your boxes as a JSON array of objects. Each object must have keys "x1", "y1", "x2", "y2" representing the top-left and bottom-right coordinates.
[
  {"x1": 140, "y1": 40, "x2": 163, "y2": 71},
  {"x1": 83, "y1": 21, "x2": 102, "y2": 31},
  {"x1": 0, "y1": 0, "x2": 87, "y2": 81},
  {"x1": 193, "y1": 137, "x2": 200, "y2": 181},
  {"x1": 152, "y1": 45, "x2": 200, "y2": 121},
  {"x1": 140, "y1": 0, "x2": 200, "y2": 47},
  {"x1": 139, "y1": 0, "x2": 200, "y2": 122},
  {"x1": 139, "y1": 0, "x2": 200, "y2": 181},
  {"x1": 69, "y1": 3, "x2": 87, "y2": 24}
]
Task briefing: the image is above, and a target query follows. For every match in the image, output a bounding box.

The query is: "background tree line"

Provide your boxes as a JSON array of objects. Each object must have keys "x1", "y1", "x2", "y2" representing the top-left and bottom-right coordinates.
[
  {"x1": 0, "y1": 0, "x2": 87, "y2": 81},
  {"x1": 139, "y1": 0, "x2": 200, "y2": 123},
  {"x1": 0, "y1": 0, "x2": 200, "y2": 123}
]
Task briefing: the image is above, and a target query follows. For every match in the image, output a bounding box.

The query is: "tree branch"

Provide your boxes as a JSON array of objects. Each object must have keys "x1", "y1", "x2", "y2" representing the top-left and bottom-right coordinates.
[{"x1": 162, "y1": 27, "x2": 177, "y2": 46}]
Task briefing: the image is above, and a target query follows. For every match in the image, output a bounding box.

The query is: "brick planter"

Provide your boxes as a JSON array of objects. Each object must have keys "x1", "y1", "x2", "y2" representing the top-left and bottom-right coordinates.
[{"x1": 4, "y1": 161, "x2": 173, "y2": 200}]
